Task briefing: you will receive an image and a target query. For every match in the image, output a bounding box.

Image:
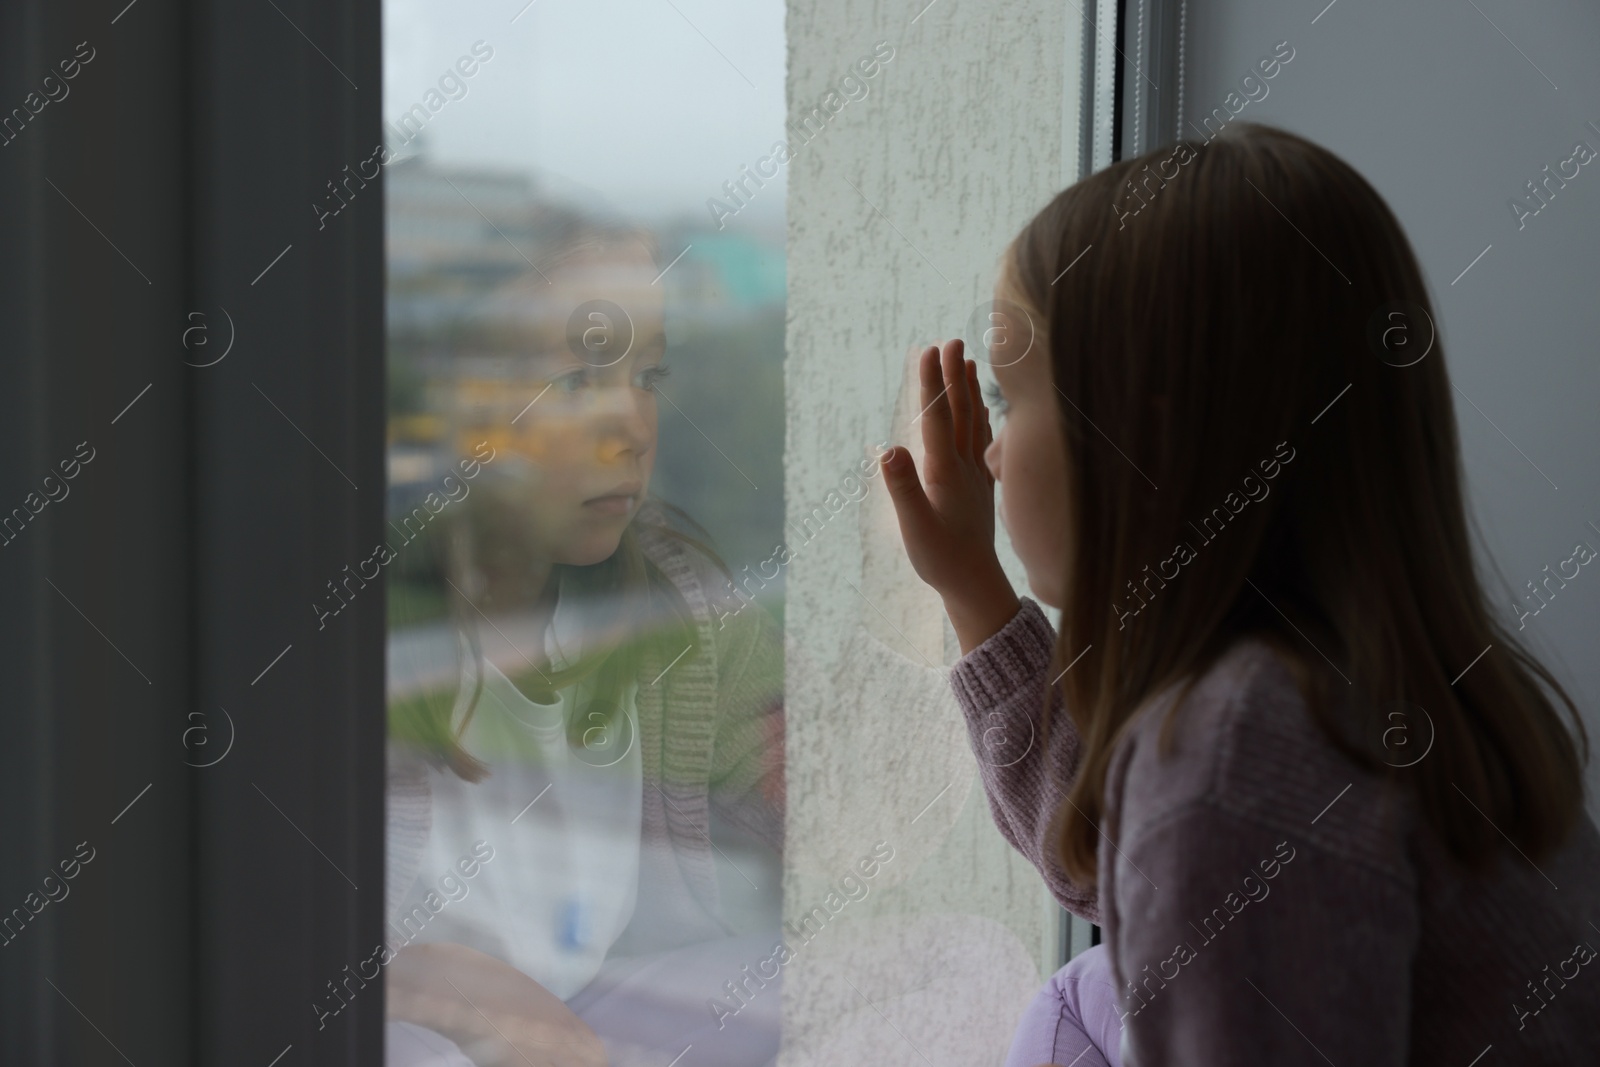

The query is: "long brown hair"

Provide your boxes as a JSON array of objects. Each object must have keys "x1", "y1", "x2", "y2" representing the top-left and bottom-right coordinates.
[{"x1": 1007, "y1": 122, "x2": 1588, "y2": 884}]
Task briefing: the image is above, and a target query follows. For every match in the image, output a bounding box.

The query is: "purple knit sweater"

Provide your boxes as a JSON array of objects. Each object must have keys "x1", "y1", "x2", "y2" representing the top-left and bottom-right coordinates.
[{"x1": 948, "y1": 596, "x2": 1600, "y2": 1066}]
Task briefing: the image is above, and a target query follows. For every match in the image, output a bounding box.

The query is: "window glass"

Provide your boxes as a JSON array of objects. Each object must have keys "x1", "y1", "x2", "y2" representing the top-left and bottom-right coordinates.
[
  {"x1": 382, "y1": 2, "x2": 1084, "y2": 1063},
  {"x1": 383, "y1": 5, "x2": 785, "y2": 1063}
]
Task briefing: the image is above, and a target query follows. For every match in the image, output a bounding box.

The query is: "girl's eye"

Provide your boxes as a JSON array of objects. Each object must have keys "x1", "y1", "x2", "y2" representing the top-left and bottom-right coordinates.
[
  {"x1": 982, "y1": 381, "x2": 1009, "y2": 418},
  {"x1": 553, "y1": 369, "x2": 589, "y2": 394},
  {"x1": 635, "y1": 363, "x2": 672, "y2": 392}
]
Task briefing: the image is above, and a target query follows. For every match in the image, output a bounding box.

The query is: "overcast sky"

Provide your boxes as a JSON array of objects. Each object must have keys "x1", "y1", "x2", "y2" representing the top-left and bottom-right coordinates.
[{"x1": 383, "y1": 0, "x2": 787, "y2": 228}]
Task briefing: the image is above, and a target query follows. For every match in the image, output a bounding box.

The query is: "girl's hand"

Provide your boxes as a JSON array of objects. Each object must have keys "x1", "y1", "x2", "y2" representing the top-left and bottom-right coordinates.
[
  {"x1": 387, "y1": 941, "x2": 608, "y2": 1067},
  {"x1": 856, "y1": 344, "x2": 957, "y2": 665},
  {"x1": 879, "y1": 339, "x2": 1020, "y2": 654}
]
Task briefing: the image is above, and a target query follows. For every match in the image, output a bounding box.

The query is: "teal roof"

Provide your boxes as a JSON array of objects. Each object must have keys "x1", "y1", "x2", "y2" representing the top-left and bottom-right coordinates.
[{"x1": 686, "y1": 232, "x2": 786, "y2": 307}]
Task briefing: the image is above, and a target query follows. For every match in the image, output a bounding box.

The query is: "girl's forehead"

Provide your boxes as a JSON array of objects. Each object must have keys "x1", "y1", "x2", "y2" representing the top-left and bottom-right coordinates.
[{"x1": 549, "y1": 277, "x2": 663, "y2": 323}]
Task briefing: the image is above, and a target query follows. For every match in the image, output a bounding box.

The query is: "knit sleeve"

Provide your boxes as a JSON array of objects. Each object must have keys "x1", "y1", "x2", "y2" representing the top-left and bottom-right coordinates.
[
  {"x1": 946, "y1": 596, "x2": 1100, "y2": 924},
  {"x1": 707, "y1": 595, "x2": 786, "y2": 855}
]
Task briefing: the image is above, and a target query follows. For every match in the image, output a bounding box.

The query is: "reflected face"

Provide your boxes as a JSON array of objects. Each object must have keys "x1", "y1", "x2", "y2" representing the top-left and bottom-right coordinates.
[
  {"x1": 504, "y1": 244, "x2": 667, "y2": 567},
  {"x1": 982, "y1": 257, "x2": 1071, "y2": 608}
]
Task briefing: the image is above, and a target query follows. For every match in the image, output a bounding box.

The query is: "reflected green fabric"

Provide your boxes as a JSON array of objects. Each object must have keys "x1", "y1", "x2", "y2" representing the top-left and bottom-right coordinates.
[{"x1": 386, "y1": 503, "x2": 785, "y2": 955}]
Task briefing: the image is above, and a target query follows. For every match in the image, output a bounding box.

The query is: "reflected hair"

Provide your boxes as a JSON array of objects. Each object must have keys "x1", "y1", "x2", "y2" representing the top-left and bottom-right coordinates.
[{"x1": 1007, "y1": 122, "x2": 1588, "y2": 884}]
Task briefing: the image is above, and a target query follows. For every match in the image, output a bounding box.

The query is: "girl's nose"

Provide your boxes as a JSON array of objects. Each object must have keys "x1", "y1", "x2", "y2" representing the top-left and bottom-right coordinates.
[
  {"x1": 591, "y1": 388, "x2": 653, "y2": 465},
  {"x1": 984, "y1": 435, "x2": 1002, "y2": 481}
]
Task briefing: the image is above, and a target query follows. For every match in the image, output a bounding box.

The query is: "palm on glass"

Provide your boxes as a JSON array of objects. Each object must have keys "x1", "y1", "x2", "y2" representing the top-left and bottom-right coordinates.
[{"x1": 879, "y1": 339, "x2": 1020, "y2": 654}]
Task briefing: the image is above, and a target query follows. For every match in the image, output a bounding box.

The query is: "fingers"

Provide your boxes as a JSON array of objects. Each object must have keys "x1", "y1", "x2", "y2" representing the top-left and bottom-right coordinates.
[
  {"x1": 919, "y1": 339, "x2": 988, "y2": 467},
  {"x1": 910, "y1": 336, "x2": 1002, "y2": 474},
  {"x1": 879, "y1": 445, "x2": 938, "y2": 541},
  {"x1": 916, "y1": 344, "x2": 952, "y2": 462},
  {"x1": 943, "y1": 338, "x2": 971, "y2": 456},
  {"x1": 974, "y1": 365, "x2": 994, "y2": 474},
  {"x1": 966, "y1": 359, "x2": 986, "y2": 460}
]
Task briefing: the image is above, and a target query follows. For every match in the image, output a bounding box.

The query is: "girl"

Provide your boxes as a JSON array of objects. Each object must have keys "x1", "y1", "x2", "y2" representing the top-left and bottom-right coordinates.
[
  {"x1": 878, "y1": 122, "x2": 1600, "y2": 1066},
  {"x1": 383, "y1": 225, "x2": 786, "y2": 1066}
]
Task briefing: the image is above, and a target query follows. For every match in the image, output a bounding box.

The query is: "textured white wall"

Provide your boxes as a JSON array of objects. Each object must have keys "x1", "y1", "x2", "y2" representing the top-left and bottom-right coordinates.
[{"x1": 781, "y1": 2, "x2": 1083, "y2": 1063}]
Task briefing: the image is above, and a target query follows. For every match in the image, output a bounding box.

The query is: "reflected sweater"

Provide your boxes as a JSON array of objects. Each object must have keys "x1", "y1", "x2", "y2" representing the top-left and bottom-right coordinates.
[
  {"x1": 948, "y1": 596, "x2": 1600, "y2": 1067},
  {"x1": 386, "y1": 505, "x2": 785, "y2": 960}
]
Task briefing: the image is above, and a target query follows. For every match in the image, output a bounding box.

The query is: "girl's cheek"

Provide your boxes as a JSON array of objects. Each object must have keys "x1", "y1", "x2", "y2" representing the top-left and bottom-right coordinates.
[{"x1": 984, "y1": 435, "x2": 1003, "y2": 482}]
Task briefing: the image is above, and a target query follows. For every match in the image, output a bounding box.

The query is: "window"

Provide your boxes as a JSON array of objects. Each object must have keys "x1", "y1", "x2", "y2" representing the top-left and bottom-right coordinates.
[{"x1": 379, "y1": 1, "x2": 1093, "y2": 1063}]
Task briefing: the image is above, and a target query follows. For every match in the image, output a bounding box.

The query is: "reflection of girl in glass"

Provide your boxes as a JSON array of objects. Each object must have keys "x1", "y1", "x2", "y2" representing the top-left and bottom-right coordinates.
[{"x1": 384, "y1": 225, "x2": 784, "y2": 1067}]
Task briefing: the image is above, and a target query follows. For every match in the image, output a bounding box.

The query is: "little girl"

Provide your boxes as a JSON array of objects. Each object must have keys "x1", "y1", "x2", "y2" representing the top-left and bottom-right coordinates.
[{"x1": 879, "y1": 122, "x2": 1600, "y2": 1066}]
